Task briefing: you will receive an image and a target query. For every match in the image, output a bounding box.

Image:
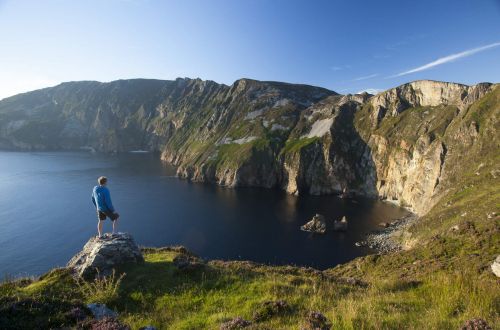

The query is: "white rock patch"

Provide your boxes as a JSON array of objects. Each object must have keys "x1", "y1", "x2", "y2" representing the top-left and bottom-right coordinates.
[
  {"x1": 271, "y1": 123, "x2": 288, "y2": 131},
  {"x1": 233, "y1": 136, "x2": 257, "y2": 144},
  {"x1": 304, "y1": 118, "x2": 333, "y2": 138},
  {"x1": 245, "y1": 109, "x2": 265, "y2": 120},
  {"x1": 273, "y1": 98, "x2": 291, "y2": 108},
  {"x1": 217, "y1": 136, "x2": 258, "y2": 145}
]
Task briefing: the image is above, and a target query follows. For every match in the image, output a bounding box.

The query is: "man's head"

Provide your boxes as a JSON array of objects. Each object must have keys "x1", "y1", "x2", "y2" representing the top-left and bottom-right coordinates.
[{"x1": 98, "y1": 176, "x2": 108, "y2": 186}]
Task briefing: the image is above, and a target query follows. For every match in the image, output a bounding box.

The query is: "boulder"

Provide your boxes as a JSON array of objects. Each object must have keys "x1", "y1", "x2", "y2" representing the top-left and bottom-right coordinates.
[
  {"x1": 333, "y1": 216, "x2": 348, "y2": 231},
  {"x1": 68, "y1": 233, "x2": 144, "y2": 278},
  {"x1": 491, "y1": 255, "x2": 500, "y2": 277},
  {"x1": 86, "y1": 303, "x2": 118, "y2": 320},
  {"x1": 301, "y1": 214, "x2": 327, "y2": 234}
]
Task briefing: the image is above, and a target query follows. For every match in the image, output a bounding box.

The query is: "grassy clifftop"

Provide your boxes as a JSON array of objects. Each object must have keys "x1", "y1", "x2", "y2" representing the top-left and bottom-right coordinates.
[{"x1": 1, "y1": 243, "x2": 498, "y2": 329}]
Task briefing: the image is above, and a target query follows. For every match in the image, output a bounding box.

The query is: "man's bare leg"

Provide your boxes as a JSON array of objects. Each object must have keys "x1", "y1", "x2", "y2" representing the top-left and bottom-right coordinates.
[
  {"x1": 98, "y1": 220, "x2": 104, "y2": 238},
  {"x1": 112, "y1": 217, "x2": 119, "y2": 235}
]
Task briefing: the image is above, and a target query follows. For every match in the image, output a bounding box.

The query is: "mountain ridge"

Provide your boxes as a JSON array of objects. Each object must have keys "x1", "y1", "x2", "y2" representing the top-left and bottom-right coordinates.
[{"x1": 0, "y1": 78, "x2": 498, "y2": 216}]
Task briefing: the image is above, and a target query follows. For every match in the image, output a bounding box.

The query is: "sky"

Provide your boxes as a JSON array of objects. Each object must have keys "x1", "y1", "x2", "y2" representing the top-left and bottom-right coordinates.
[{"x1": 0, "y1": 0, "x2": 499, "y2": 99}]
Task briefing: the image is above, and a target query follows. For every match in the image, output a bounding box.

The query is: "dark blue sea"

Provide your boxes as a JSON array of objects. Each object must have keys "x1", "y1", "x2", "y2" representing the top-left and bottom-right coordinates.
[{"x1": 0, "y1": 151, "x2": 407, "y2": 277}]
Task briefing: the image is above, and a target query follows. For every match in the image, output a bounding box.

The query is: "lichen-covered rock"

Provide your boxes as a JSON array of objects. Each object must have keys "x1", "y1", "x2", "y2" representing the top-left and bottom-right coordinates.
[
  {"x1": 67, "y1": 233, "x2": 143, "y2": 278},
  {"x1": 491, "y1": 255, "x2": 500, "y2": 277},
  {"x1": 301, "y1": 214, "x2": 327, "y2": 234}
]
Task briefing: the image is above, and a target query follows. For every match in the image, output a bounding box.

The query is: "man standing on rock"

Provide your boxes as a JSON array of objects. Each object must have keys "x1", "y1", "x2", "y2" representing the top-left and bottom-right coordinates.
[{"x1": 92, "y1": 176, "x2": 120, "y2": 238}]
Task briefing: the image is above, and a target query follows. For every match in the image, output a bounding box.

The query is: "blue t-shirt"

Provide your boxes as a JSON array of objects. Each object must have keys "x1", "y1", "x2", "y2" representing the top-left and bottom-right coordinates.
[{"x1": 91, "y1": 185, "x2": 115, "y2": 212}]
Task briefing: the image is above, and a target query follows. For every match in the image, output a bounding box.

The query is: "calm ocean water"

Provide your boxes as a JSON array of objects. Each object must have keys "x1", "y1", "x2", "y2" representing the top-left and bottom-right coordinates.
[{"x1": 0, "y1": 151, "x2": 407, "y2": 277}]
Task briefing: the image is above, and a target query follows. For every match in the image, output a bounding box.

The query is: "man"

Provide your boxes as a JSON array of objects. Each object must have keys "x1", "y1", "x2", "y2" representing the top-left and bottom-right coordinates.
[{"x1": 92, "y1": 176, "x2": 120, "y2": 238}]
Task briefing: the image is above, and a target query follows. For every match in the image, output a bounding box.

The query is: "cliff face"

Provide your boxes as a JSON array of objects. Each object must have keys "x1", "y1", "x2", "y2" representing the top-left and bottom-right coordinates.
[
  {"x1": 355, "y1": 80, "x2": 497, "y2": 214},
  {"x1": 0, "y1": 78, "x2": 497, "y2": 215}
]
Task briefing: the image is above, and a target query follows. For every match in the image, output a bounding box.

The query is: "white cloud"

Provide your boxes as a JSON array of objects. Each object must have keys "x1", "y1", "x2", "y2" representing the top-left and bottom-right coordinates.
[
  {"x1": 331, "y1": 65, "x2": 351, "y2": 71},
  {"x1": 352, "y1": 73, "x2": 378, "y2": 81},
  {"x1": 390, "y1": 42, "x2": 500, "y2": 78},
  {"x1": 356, "y1": 88, "x2": 383, "y2": 95}
]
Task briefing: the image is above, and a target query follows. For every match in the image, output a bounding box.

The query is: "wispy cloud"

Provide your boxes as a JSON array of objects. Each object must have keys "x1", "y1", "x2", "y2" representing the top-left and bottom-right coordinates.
[
  {"x1": 331, "y1": 65, "x2": 351, "y2": 72},
  {"x1": 390, "y1": 42, "x2": 500, "y2": 78},
  {"x1": 352, "y1": 73, "x2": 378, "y2": 81}
]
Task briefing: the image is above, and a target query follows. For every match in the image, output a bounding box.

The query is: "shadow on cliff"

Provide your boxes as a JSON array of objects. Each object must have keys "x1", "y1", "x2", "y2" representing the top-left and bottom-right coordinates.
[{"x1": 327, "y1": 102, "x2": 378, "y2": 198}]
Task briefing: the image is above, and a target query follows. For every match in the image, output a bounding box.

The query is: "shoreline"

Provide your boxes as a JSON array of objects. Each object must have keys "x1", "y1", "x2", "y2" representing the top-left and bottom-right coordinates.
[{"x1": 356, "y1": 213, "x2": 419, "y2": 253}]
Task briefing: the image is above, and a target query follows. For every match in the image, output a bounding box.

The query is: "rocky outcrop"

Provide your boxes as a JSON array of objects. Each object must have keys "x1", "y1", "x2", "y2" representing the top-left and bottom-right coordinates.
[
  {"x1": 301, "y1": 214, "x2": 327, "y2": 234},
  {"x1": 86, "y1": 303, "x2": 118, "y2": 320},
  {"x1": 368, "y1": 80, "x2": 493, "y2": 127},
  {"x1": 67, "y1": 233, "x2": 144, "y2": 278}
]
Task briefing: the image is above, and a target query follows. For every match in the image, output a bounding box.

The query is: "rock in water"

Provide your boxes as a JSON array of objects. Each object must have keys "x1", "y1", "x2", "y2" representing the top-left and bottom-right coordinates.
[
  {"x1": 301, "y1": 214, "x2": 327, "y2": 234},
  {"x1": 68, "y1": 233, "x2": 144, "y2": 278},
  {"x1": 333, "y1": 216, "x2": 348, "y2": 231},
  {"x1": 491, "y1": 255, "x2": 500, "y2": 277}
]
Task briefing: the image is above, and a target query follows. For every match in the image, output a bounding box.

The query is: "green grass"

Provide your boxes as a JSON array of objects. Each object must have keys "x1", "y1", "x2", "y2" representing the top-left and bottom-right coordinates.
[
  {"x1": 2, "y1": 248, "x2": 498, "y2": 329},
  {"x1": 281, "y1": 137, "x2": 319, "y2": 154}
]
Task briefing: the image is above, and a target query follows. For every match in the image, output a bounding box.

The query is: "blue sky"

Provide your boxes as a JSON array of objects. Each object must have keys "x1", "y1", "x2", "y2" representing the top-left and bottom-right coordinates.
[{"x1": 0, "y1": 0, "x2": 499, "y2": 99}]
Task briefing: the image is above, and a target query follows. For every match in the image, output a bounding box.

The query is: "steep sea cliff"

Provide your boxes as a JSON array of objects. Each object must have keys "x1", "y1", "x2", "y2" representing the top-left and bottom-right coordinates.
[{"x1": 0, "y1": 78, "x2": 497, "y2": 216}]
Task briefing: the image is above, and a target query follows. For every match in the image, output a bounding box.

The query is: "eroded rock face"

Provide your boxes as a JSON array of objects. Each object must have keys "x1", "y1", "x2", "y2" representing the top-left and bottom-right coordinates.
[
  {"x1": 67, "y1": 233, "x2": 144, "y2": 278},
  {"x1": 368, "y1": 80, "x2": 493, "y2": 126}
]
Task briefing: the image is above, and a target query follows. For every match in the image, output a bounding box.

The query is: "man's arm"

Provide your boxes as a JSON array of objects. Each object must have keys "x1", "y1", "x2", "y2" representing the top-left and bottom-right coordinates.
[
  {"x1": 92, "y1": 194, "x2": 96, "y2": 208},
  {"x1": 104, "y1": 188, "x2": 115, "y2": 212}
]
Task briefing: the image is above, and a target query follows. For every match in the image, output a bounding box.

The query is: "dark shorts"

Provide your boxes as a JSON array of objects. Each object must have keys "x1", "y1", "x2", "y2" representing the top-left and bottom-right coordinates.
[{"x1": 97, "y1": 210, "x2": 119, "y2": 221}]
